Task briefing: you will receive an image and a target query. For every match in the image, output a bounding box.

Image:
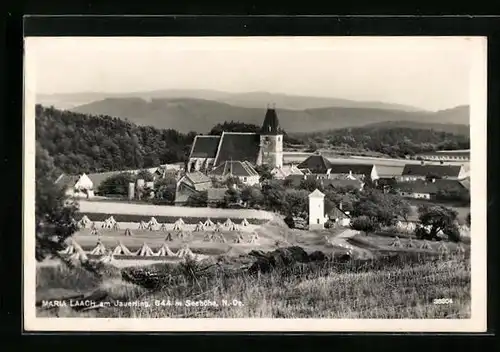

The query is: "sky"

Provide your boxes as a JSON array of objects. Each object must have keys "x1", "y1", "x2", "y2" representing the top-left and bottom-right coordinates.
[{"x1": 26, "y1": 36, "x2": 481, "y2": 111}]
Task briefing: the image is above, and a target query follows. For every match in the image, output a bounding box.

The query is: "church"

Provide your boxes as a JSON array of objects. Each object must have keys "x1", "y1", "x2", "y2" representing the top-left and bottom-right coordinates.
[{"x1": 186, "y1": 106, "x2": 284, "y2": 173}]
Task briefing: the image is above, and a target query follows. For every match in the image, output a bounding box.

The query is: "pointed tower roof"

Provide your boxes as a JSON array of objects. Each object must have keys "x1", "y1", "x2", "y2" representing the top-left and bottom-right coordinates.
[
  {"x1": 261, "y1": 106, "x2": 281, "y2": 135},
  {"x1": 308, "y1": 188, "x2": 325, "y2": 198}
]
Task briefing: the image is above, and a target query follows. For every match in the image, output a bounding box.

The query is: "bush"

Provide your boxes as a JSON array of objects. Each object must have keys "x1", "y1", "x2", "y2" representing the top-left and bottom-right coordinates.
[{"x1": 350, "y1": 216, "x2": 379, "y2": 235}]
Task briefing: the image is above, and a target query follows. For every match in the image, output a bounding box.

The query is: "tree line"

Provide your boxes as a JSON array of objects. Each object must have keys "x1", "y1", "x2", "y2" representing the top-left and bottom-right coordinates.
[{"x1": 292, "y1": 126, "x2": 470, "y2": 158}]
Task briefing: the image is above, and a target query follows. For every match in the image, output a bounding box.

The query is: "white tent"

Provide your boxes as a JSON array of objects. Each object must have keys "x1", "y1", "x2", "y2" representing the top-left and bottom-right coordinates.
[
  {"x1": 149, "y1": 217, "x2": 159, "y2": 226},
  {"x1": 248, "y1": 233, "x2": 259, "y2": 244},
  {"x1": 420, "y1": 240, "x2": 432, "y2": 250},
  {"x1": 175, "y1": 218, "x2": 185, "y2": 226},
  {"x1": 229, "y1": 223, "x2": 240, "y2": 231},
  {"x1": 214, "y1": 223, "x2": 223, "y2": 232},
  {"x1": 240, "y1": 218, "x2": 249, "y2": 226},
  {"x1": 234, "y1": 233, "x2": 245, "y2": 243},
  {"x1": 173, "y1": 222, "x2": 182, "y2": 231},
  {"x1": 215, "y1": 233, "x2": 226, "y2": 243},
  {"x1": 138, "y1": 221, "x2": 147, "y2": 230},
  {"x1": 165, "y1": 233, "x2": 173, "y2": 241},
  {"x1": 124, "y1": 228, "x2": 133, "y2": 236},
  {"x1": 194, "y1": 222, "x2": 205, "y2": 232},
  {"x1": 90, "y1": 241, "x2": 107, "y2": 255},
  {"x1": 112, "y1": 242, "x2": 132, "y2": 255},
  {"x1": 224, "y1": 218, "x2": 233, "y2": 227},
  {"x1": 80, "y1": 215, "x2": 91, "y2": 225},
  {"x1": 90, "y1": 228, "x2": 99, "y2": 236},
  {"x1": 136, "y1": 242, "x2": 154, "y2": 256},
  {"x1": 155, "y1": 243, "x2": 177, "y2": 257},
  {"x1": 204, "y1": 218, "x2": 214, "y2": 227},
  {"x1": 98, "y1": 250, "x2": 115, "y2": 264},
  {"x1": 177, "y1": 245, "x2": 195, "y2": 260}
]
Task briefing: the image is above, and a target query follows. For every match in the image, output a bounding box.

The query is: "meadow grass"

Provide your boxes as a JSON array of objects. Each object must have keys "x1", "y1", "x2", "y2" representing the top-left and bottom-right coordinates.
[{"x1": 37, "y1": 251, "x2": 470, "y2": 319}]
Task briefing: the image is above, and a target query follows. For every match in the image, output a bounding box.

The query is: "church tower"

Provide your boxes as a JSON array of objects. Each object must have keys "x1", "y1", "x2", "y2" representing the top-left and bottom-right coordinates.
[{"x1": 259, "y1": 104, "x2": 283, "y2": 168}]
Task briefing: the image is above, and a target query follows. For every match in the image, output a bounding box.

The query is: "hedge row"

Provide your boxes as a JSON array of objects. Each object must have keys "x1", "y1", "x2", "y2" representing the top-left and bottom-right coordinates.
[{"x1": 76, "y1": 212, "x2": 268, "y2": 225}]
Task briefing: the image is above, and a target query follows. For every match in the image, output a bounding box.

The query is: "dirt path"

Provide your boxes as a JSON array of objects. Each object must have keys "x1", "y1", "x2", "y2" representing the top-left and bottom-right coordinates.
[{"x1": 327, "y1": 229, "x2": 376, "y2": 259}]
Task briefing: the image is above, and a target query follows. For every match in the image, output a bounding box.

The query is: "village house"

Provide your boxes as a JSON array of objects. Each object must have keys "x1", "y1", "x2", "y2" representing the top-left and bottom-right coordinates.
[
  {"x1": 394, "y1": 178, "x2": 470, "y2": 200},
  {"x1": 297, "y1": 154, "x2": 379, "y2": 182},
  {"x1": 271, "y1": 164, "x2": 304, "y2": 180},
  {"x1": 327, "y1": 202, "x2": 352, "y2": 227},
  {"x1": 398, "y1": 164, "x2": 468, "y2": 182},
  {"x1": 209, "y1": 160, "x2": 260, "y2": 186},
  {"x1": 415, "y1": 149, "x2": 470, "y2": 162},
  {"x1": 174, "y1": 171, "x2": 212, "y2": 205},
  {"x1": 55, "y1": 173, "x2": 95, "y2": 198}
]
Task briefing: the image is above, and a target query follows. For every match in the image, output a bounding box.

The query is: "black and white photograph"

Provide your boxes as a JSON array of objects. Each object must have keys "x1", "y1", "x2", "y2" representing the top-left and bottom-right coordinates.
[{"x1": 23, "y1": 36, "x2": 487, "y2": 332}]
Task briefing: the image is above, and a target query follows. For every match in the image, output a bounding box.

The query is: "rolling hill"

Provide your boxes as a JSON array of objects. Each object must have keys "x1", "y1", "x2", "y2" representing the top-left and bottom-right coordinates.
[
  {"x1": 66, "y1": 97, "x2": 469, "y2": 134},
  {"x1": 361, "y1": 118, "x2": 470, "y2": 136},
  {"x1": 38, "y1": 89, "x2": 427, "y2": 112}
]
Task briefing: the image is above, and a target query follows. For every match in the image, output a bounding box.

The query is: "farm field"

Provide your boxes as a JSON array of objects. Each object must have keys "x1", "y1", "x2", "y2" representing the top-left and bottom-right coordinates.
[{"x1": 77, "y1": 200, "x2": 274, "y2": 220}]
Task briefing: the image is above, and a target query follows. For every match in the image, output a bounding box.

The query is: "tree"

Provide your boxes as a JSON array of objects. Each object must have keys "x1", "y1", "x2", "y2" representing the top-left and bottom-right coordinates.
[
  {"x1": 98, "y1": 173, "x2": 136, "y2": 196},
  {"x1": 136, "y1": 169, "x2": 155, "y2": 182},
  {"x1": 350, "y1": 216, "x2": 379, "y2": 235},
  {"x1": 186, "y1": 191, "x2": 208, "y2": 207},
  {"x1": 224, "y1": 187, "x2": 241, "y2": 206},
  {"x1": 351, "y1": 189, "x2": 410, "y2": 227},
  {"x1": 254, "y1": 164, "x2": 274, "y2": 183},
  {"x1": 284, "y1": 189, "x2": 309, "y2": 217},
  {"x1": 154, "y1": 176, "x2": 177, "y2": 204},
  {"x1": 241, "y1": 186, "x2": 264, "y2": 208},
  {"x1": 36, "y1": 150, "x2": 79, "y2": 261},
  {"x1": 261, "y1": 180, "x2": 287, "y2": 212},
  {"x1": 299, "y1": 178, "x2": 323, "y2": 192},
  {"x1": 416, "y1": 204, "x2": 461, "y2": 242}
]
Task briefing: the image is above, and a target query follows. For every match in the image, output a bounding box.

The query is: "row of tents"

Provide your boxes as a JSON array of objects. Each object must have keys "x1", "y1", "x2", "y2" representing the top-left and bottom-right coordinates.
[
  {"x1": 77, "y1": 216, "x2": 251, "y2": 231},
  {"x1": 62, "y1": 239, "x2": 197, "y2": 260}
]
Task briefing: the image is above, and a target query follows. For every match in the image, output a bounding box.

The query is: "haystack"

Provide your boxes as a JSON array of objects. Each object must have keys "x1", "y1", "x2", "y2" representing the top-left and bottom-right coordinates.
[
  {"x1": 68, "y1": 250, "x2": 88, "y2": 265},
  {"x1": 80, "y1": 215, "x2": 91, "y2": 225},
  {"x1": 405, "y1": 237, "x2": 416, "y2": 248},
  {"x1": 91, "y1": 222, "x2": 97, "y2": 230},
  {"x1": 234, "y1": 232, "x2": 245, "y2": 244},
  {"x1": 173, "y1": 222, "x2": 183, "y2": 231},
  {"x1": 175, "y1": 218, "x2": 185, "y2": 226},
  {"x1": 106, "y1": 216, "x2": 116, "y2": 225},
  {"x1": 390, "y1": 236, "x2": 402, "y2": 248},
  {"x1": 194, "y1": 221, "x2": 205, "y2": 232},
  {"x1": 203, "y1": 232, "x2": 214, "y2": 242},
  {"x1": 177, "y1": 245, "x2": 195, "y2": 260},
  {"x1": 90, "y1": 240, "x2": 107, "y2": 255},
  {"x1": 90, "y1": 227, "x2": 99, "y2": 236},
  {"x1": 113, "y1": 222, "x2": 120, "y2": 230},
  {"x1": 59, "y1": 243, "x2": 76, "y2": 255},
  {"x1": 229, "y1": 223, "x2": 240, "y2": 231},
  {"x1": 240, "y1": 218, "x2": 249, "y2": 226},
  {"x1": 214, "y1": 222, "x2": 223, "y2": 232},
  {"x1": 420, "y1": 240, "x2": 432, "y2": 250},
  {"x1": 124, "y1": 228, "x2": 133, "y2": 236},
  {"x1": 147, "y1": 222, "x2": 156, "y2": 231},
  {"x1": 438, "y1": 242, "x2": 449, "y2": 254},
  {"x1": 160, "y1": 223, "x2": 167, "y2": 232},
  {"x1": 149, "y1": 217, "x2": 159, "y2": 226},
  {"x1": 215, "y1": 233, "x2": 226, "y2": 243},
  {"x1": 224, "y1": 218, "x2": 233, "y2": 227},
  {"x1": 204, "y1": 218, "x2": 215, "y2": 227},
  {"x1": 136, "y1": 242, "x2": 154, "y2": 256},
  {"x1": 112, "y1": 242, "x2": 132, "y2": 255},
  {"x1": 155, "y1": 243, "x2": 176, "y2": 257},
  {"x1": 248, "y1": 233, "x2": 259, "y2": 244},
  {"x1": 98, "y1": 250, "x2": 115, "y2": 264},
  {"x1": 165, "y1": 233, "x2": 173, "y2": 242},
  {"x1": 138, "y1": 221, "x2": 147, "y2": 230}
]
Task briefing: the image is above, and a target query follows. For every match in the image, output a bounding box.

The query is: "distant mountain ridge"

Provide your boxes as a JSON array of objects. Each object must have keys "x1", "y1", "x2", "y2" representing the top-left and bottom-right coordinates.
[
  {"x1": 38, "y1": 89, "x2": 429, "y2": 112},
  {"x1": 61, "y1": 96, "x2": 469, "y2": 134},
  {"x1": 362, "y1": 119, "x2": 470, "y2": 136}
]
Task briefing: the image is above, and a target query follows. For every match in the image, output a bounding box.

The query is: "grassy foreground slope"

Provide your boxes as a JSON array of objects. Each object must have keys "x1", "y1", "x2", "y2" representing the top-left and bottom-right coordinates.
[{"x1": 37, "y1": 251, "x2": 470, "y2": 319}]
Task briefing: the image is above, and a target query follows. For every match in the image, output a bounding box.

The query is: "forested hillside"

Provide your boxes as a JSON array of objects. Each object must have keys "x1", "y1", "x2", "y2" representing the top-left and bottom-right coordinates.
[
  {"x1": 35, "y1": 105, "x2": 195, "y2": 175},
  {"x1": 296, "y1": 126, "x2": 470, "y2": 158}
]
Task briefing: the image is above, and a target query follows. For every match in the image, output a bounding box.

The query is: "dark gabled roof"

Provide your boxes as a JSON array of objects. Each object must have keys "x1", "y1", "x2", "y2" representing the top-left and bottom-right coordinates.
[
  {"x1": 328, "y1": 163, "x2": 375, "y2": 176},
  {"x1": 213, "y1": 132, "x2": 261, "y2": 166},
  {"x1": 323, "y1": 178, "x2": 364, "y2": 189},
  {"x1": 190, "y1": 135, "x2": 221, "y2": 159},
  {"x1": 297, "y1": 154, "x2": 332, "y2": 173},
  {"x1": 402, "y1": 164, "x2": 462, "y2": 177},
  {"x1": 395, "y1": 179, "x2": 468, "y2": 194},
  {"x1": 87, "y1": 171, "x2": 128, "y2": 191},
  {"x1": 54, "y1": 174, "x2": 80, "y2": 188},
  {"x1": 210, "y1": 160, "x2": 259, "y2": 177},
  {"x1": 261, "y1": 108, "x2": 280, "y2": 135}
]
